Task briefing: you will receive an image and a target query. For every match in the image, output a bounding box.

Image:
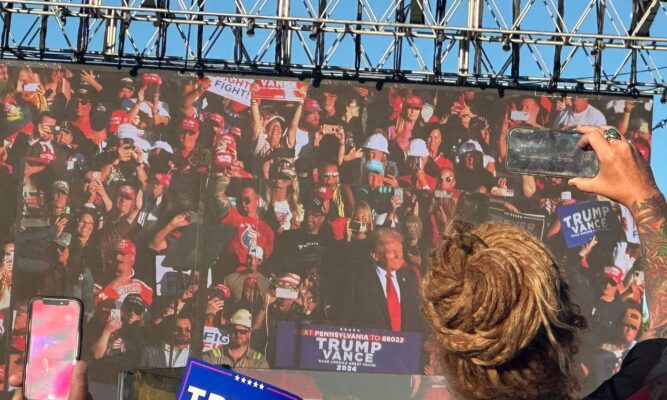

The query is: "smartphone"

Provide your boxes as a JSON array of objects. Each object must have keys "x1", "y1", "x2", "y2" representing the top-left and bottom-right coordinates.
[
  {"x1": 24, "y1": 297, "x2": 83, "y2": 400},
  {"x1": 506, "y1": 128, "x2": 600, "y2": 178},
  {"x1": 348, "y1": 220, "x2": 367, "y2": 233},
  {"x1": 60, "y1": 206, "x2": 71, "y2": 218},
  {"x1": 275, "y1": 287, "x2": 299, "y2": 300},
  {"x1": 23, "y1": 83, "x2": 40, "y2": 93},
  {"x1": 322, "y1": 124, "x2": 338, "y2": 135},
  {"x1": 510, "y1": 110, "x2": 529, "y2": 121},
  {"x1": 434, "y1": 190, "x2": 452, "y2": 199},
  {"x1": 394, "y1": 187, "x2": 404, "y2": 202}
]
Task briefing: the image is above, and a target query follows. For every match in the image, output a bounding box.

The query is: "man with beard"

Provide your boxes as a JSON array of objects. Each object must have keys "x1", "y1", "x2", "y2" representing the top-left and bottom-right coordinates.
[
  {"x1": 141, "y1": 314, "x2": 192, "y2": 368},
  {"x1": 202, "y1": 308, "x2": 268, "y2": 368},
  {"x1": 270, "y1": 198, "x2": 333, "y2": 278}
]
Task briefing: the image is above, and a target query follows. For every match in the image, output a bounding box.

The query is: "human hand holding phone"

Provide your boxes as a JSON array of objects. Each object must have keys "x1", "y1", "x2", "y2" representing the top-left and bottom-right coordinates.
[{"x1": 23, "y1": 297, "x2": 83, "y2": 400}]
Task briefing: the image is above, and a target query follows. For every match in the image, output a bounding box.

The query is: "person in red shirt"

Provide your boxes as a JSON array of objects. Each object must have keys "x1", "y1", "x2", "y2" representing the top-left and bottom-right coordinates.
[
  {"x1": 424, "y1": 126, "x2": 453, "y2": 178},
  {"x1": 94, "y1": 239, "x2": 153, "y2": 312},
  {"x1": 213, "y1": 177, "x2": 275, "y2": 281}
]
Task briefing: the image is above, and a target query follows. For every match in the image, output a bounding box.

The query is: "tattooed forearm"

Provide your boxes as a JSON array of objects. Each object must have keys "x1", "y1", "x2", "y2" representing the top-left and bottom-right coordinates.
[{"x1": 631, "y1": 192, "x2": 667, "y2": 338}]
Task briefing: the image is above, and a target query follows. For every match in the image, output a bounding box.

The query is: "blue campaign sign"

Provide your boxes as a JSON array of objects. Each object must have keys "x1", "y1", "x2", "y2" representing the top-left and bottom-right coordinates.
[
  {"x1": 176, "y1": 358, "x2": 303, "y2": 400},
  {"x1": 275, "y1": 322, "x2": 422, "y2": 374},
  {"x1": 557, "y1": 200, "x2": 614, "y2": 248}
]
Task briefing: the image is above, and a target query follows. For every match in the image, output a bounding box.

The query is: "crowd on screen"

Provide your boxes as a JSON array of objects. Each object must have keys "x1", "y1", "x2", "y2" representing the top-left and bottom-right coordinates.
[{"x1": 0, "y1": 63, "x2": 656, "y2": 393}]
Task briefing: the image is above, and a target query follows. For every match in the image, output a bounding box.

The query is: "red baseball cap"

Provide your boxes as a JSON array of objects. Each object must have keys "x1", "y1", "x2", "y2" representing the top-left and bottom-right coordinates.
[
  {"x1": 214, "y1": 133, "x2": 237, "y2": 152},
  {"x1": 109, "y1": 110, "x2": 130, "y2": 134},
  {"x1": 118, "y1": 184, "x2": 136, "y2": 200},
  {"x1": 604, "y1": 266, "x2": 624, "y2": 286},
  {"x1": 208, "y1": 283, "x2": 231, "y2": 299},
  {"x1": 207, "y1": 113, "x2": 225, "y2": 128},
  {"x1": 314, "y1": 185, "x2": 334, "y2": 201},
  {"x1": 153, "y1": 173, "x2": 171, "y2": 187},
  {"x1": 303, "y1": 98, "x2": 322, "y2": 113},
  {"x1": 405, "y1": 95, "x2": 423, "y2": 109},
  {"x1": 115, "y1": 239, "x2": 136, "y2": 255},
  {"x1": 181, "y1": 117, "x2": 199, "y2": 133},
  {"x1": 214, "y1": 151, "x2": 235, "y2": 169},
  {"x1": 26, "y1": 148, "x2": 55, "y2": 165},
  {"x1": 142, "y1": 73, "x2": 162, "y2": 86}
]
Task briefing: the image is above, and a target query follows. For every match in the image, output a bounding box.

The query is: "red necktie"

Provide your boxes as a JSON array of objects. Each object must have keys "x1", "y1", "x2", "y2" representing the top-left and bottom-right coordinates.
[{"x1": 386, "y1": 272, "x2": 401, "y2": 331}]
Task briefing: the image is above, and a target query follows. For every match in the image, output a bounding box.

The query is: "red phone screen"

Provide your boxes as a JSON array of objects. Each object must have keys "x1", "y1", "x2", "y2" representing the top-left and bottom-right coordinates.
[{"x1": 24, "y1": 298, "x2": 82, "y2": 400}]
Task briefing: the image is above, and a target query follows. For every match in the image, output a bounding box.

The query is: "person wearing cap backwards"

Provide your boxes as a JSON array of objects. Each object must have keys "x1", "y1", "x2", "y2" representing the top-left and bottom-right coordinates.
[
  {"x1": 271, "y1": 197, "x2": 334, "y2": 278},
  {"x1": 49, "y1": 179, "x2": 70, "y2": 234},
  {"x1": 54, "y1": 121, "x2": 92, "y2": 175},
  {"x1": 71, "y1": 87, "x2": 107, "y2": 145},
  {"x1": 353, "y1": 159, "x2": 400, "y2": 222},
  {"x1": 398, "y1": 138, "x2": 437, "y2": 190},
  {"x1": 90, "y1": 293, "x2": 147, "y2": 369},
  {"x1": 223, "y1": 245, "x2": 270, "y2": 307},
  {"x1": 203, "y1": 308, "x2": 268, "y2": 369},
  {"x1": 213, "y1": 177, "x2": 274, "y2": 281}
]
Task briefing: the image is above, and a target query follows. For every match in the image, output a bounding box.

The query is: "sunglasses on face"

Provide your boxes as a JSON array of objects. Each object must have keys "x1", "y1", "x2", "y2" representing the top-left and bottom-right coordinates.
[
  {"x1": 605, "y1": 279, "x2": 618, "y2": 287},
  {"x1": 441, "y1": 176, "x2": 454, "y2": 182},
  {"x1": 323, "y1": 173, "x2": 339, "y2": 178}
]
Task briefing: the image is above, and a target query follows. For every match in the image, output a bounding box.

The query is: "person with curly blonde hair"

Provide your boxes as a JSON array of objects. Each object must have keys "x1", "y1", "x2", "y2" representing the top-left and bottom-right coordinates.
[{"x1": 422, "y1": 125, "x2": 667, "y2": 400}]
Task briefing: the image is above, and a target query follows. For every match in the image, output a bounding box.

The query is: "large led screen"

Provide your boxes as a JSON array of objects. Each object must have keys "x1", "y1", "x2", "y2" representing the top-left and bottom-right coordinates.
[{"x1": 0, "y1": 62, "x2": 655, "y2": 398}]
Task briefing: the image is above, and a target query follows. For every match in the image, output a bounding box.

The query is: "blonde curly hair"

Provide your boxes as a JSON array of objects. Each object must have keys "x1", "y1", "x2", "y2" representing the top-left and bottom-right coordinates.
[{"x1": 421, "y1": 220, "x2": 586, "y2": 400}]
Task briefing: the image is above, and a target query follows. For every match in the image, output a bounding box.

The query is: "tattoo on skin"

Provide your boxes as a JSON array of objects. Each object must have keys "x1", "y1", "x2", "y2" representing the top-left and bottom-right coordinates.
[{"x1": 631, "y1": 192, "x2": 667, "y2": 338}]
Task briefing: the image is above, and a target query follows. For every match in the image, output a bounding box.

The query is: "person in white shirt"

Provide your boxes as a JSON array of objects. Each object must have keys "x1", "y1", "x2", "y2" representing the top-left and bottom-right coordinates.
[{"x1": 552, "y1": 98, "x2": 607, "y2": 130}]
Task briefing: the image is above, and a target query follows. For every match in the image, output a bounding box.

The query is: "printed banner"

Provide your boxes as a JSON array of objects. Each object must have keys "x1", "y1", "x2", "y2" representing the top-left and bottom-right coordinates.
[
  {"x1": 202, "y1": 326, "x2": 229, "y2": 352},
  {"x1": 253, "y1": 80, "x2": 307, "y2": 102},
  {"x1": 487, "y1": 206, "x2": 546, "y2": 241},
  {"x1": 208, "y1": 77, "x2": 254, "y2": 106},
  {"x1": 176, "y1": 358, "x2": 302, "y2": 400},
  {"x1": 275, "y1": 322, "x2": 422, "y2": 374},
  {"x1": 557, "y1": 200, "x2": 614, "y2": 248}
]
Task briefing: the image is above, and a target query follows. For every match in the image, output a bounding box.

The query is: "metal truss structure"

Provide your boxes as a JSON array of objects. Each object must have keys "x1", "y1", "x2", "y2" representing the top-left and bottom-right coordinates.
[{"x1": 1, "y1": 0, "x2": 667, "y2": 96}]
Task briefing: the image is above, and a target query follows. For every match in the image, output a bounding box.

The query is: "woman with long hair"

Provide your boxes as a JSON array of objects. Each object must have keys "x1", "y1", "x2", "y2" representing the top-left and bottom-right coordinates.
[{"x1": 261, "y1": 170, "x2": 304, "y2": 233}]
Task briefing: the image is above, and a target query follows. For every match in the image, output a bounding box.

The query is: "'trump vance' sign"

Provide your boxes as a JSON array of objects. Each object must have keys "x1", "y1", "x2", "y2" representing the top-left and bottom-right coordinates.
[
  {"x1": 275, "y1": 322, "x2": 422, "y2": 374},
  {"x1": 557, "y1": 200, "x2": 614, "y2": 248},
  {"x1": 176, "y1": 358, "x2": 302, "y2": 400}
]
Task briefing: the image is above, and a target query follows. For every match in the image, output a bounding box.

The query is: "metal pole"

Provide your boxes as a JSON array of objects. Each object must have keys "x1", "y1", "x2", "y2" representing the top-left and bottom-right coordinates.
[
  {"x1": 511, "y1": 0, "x2": 521, "y2": 82},
  {"x1": 433, "y1": 0, "x2": 447, "y2": 75},
  {"x1": 593, "y1": 0, "x2": 605, "y2": 92},
  {"x1": 276, "y1": 0, "x2": 291, "y2": 68},
  {"x1": 458, "y1": 0, "x2": 482, "y2": 79}
]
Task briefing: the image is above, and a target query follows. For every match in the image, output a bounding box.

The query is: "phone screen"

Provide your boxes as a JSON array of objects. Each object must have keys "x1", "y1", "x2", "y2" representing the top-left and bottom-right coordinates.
[
  {"x1": 24, "y1": 298, "x2": 82, "y2": 400},
  {"x1": 506, "y1": 128, "x2": 600, "y2": 178}
]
